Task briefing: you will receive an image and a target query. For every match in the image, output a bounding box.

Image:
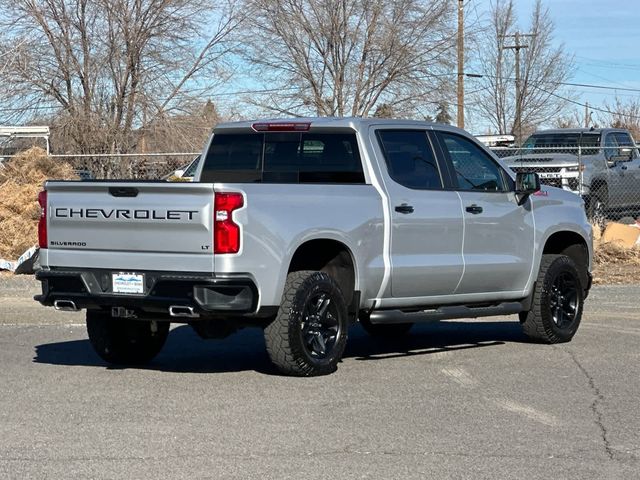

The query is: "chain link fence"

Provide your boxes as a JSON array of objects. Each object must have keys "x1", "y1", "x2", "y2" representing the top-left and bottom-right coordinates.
[
  {"x1": 4, "y1": 143, "x2": 639, "y2": 225},
  {"x1": 62, "y1": 145, "x2": 640, "y2": 225},
  {"x1": 492, "y1": 145, "x2": 640, "y2": 224},
  {"x1": 49, "y1": 152, "x2": 200, "y2": 181}
]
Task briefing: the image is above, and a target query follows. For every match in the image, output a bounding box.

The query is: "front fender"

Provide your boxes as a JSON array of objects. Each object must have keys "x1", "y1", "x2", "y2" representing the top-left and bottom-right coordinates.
[{"x1": 525, "y1": 189, "x2": 593, "y2": 296}]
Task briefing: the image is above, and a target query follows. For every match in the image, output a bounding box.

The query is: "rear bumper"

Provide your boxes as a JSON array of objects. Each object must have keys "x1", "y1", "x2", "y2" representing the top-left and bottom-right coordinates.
[{"x1": 34, "y1": 268, "x2": 261, "y2": 317}]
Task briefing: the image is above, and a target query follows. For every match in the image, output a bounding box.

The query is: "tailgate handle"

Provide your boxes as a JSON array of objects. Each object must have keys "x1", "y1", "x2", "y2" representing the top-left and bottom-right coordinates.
[{"x1": 109, "y1": 187, "x2": 139, "y2": 197}]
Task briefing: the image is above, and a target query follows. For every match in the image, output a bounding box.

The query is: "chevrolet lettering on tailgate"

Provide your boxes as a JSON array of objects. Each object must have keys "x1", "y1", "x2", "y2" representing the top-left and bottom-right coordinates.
[{"x1": 53, "y1": 208, "x2": 199, "y2": 220}]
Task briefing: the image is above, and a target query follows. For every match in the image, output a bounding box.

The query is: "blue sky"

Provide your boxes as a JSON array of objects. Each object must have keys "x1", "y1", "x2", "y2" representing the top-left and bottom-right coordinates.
[
  {"x1": 476, "y1": 0, "x2": 640, "y2": 111},
  {"x1": 217, "y1": 0, "x2": 640, "y2": 131}
]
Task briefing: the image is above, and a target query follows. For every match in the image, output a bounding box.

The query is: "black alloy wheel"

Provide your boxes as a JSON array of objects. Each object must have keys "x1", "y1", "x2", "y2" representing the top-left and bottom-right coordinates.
[
  {"x1": 264, "y1": 270, "x2": 349, "y2": 376},
  {"x1": 520, "y1": 254, "x2": 584, "y2": 344},
  {"x1": 548, "y1": 271, "x2": 579, "y2": 329},
  {"x1": 300, "y1": 292, "x2": 341, "y2": 359}
]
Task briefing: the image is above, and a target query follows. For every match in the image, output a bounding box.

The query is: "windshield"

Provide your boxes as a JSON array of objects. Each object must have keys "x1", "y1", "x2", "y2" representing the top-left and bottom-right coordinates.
[{"x1": 520, "y1": 133, "x2": 600, "y2": 155}]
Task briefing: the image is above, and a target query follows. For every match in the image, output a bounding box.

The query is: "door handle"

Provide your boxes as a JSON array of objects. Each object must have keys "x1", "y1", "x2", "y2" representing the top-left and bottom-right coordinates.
[
  {"x1": 465, "y1": 204, "x2": 483, "y2": 214},
  {"x1": 395, "y1": 204, "x2": 414, "y2": 214}
]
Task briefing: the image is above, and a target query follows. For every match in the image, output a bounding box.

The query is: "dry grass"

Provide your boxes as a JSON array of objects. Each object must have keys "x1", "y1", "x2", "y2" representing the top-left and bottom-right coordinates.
[
  {"x1": 0, "y1": 148, "x2": 77, "y2": 259},
  {"x1": 592, "y1": 223, "x2": 640, "y2": 284},
  {"x1": 165, "y1": 175, "x2": 191, "y2": 182},
  {"x1": 594, "y1": 241, "x2": 640, "y2": 266}
]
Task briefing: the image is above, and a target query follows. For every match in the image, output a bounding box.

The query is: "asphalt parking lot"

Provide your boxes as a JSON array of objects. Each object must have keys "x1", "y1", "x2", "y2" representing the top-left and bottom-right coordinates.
[{"x1": 0, "y1": 276, "x2": 639, "y2": 479}]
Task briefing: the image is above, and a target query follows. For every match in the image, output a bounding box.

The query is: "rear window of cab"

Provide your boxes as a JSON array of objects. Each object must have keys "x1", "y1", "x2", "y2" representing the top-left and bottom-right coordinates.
[{"x1": 200, "y1": 131, "x2": 364, "y2": 184}]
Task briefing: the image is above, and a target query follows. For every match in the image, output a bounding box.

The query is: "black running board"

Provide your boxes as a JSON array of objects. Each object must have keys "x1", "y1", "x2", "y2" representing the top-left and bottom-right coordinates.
[{"x1": 369, "y1": 301, "x2": 525, "y2": 325}]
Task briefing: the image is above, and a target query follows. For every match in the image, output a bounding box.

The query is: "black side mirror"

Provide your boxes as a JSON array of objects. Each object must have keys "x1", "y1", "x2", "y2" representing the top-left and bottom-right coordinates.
[{"x1": 515, "y1": 171, "x2": 540, "y2": 204}]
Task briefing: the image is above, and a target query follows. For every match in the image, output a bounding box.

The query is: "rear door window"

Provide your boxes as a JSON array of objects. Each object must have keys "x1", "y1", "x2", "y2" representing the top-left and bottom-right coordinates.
[
  {"x1": 376, "y1": 130, "x2": 443, "y2": 190},
  {"x1": 604, "y1": 133, "x2": 618, "y2": 160},
  {"x1": 579, "y1": 133, "x2": 601, "y2": 155}
]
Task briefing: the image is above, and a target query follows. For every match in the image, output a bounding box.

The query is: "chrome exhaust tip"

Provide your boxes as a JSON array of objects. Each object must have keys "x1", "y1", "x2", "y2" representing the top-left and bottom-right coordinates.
[
  {"x1": 169, "y1": 305, "x2": 200, "y2": 318},
  {"x1": 53, "y1": 300, "x2": 79, "y2": 312}
]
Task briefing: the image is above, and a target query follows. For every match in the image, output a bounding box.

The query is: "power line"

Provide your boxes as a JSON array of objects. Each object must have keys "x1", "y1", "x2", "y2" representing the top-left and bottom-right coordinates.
[
  {"x1": 0, "y1": 86, "x2": 305, "y2": 114},
  {"x1": 574, "y1": 55, "x2": 640, "y2": 70},
  {"x1": 1, "y1": 73, "x2": 638, "y2": 117},
  {"x1": 535, "y1": 86, "x2": 640, "y2": 121},
  {"x1": 464, "y1": 72, "x2": 640, "y2": 93},
  {"x1": 575, "y1": 68, "x2": 633, "y2": 90}
]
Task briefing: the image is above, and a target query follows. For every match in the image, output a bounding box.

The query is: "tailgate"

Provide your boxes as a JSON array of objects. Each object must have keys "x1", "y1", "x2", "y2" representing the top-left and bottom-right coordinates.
[{"x1": 43, "y1": 181, "x2": 214, "y2": 273}]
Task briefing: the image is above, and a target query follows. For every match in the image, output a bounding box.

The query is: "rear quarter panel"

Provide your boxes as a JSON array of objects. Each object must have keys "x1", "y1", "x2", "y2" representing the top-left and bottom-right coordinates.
[{"x1": 213, "y1": 183, "x2": 384, "y2": 308}]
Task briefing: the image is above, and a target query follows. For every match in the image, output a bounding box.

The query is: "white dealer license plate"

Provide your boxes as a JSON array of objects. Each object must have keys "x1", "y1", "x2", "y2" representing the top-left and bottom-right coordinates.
[
  {"x1": 539, "y1": 172, "x2": 562, "y2": 179},
  {"x1": 112, "y1": 273, "x2": 144, "y2": 294}
]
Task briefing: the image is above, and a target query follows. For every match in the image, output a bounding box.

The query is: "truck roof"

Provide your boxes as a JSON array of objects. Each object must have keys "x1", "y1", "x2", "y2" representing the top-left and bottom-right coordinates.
[
  {"x1": 529, "y1": 127, "x2": 631, "y2": 136},
  {"x1": 214, "y1": 117, "x2": 458, "y2": 132}
]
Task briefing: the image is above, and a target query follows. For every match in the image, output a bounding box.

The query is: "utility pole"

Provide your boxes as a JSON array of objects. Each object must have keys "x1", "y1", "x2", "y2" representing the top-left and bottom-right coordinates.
[
  {"x1": 502, "y1": 31, "x2": 534, "y2": 144},
  {"x1": 584, "y1": 102, "x2": 590, "y2": 127},
  {"x1": 457, "y1": 0, "x2": 464, "y2": 129}
]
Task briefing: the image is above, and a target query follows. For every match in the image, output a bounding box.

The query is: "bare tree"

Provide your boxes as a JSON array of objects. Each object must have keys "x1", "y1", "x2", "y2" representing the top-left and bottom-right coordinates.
[
  {"x1": 601, "y1": 97, "x2": 640, "y2": 140},
  {"x1": 241, "y1": 0, "x2": 454, "y2": 118},
  {"x1": 472, "y1": 0, "x2": 572, "y2": 140},
  {"x1": 0, "y1": 0, "x2": 243, "y2": 154},
  {"x1": 553, "y1": 112, "x2": 582, "y2": 129},
  {"x1": 143, "y1": 100, "x2": 221, "y2": 153}
]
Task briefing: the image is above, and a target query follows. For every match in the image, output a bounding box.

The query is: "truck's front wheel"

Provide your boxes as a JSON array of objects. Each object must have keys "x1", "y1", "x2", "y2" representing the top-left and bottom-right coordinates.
[
  {"x1": 86, "y1": 310, "x2": 170, "y2": 365},
  {"x1": 264, "y1": 271, "x2": 348, "y2": 376},
  {"x1": 520, "y1": 254, "x2": 584, "y2": 343}
]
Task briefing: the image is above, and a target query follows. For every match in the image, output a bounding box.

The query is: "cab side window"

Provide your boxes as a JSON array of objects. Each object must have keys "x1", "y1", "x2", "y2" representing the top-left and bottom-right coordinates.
[
  {"x1": 613, "y1": 132, "x2": 638, "y2": 160},
  {"x1": 440, "y1": 132, "x2": 507, "y2": 192},
  {"x1": 604, "y1": 133, "x2": 619, "y2": 161},
  {"x1": 377, "y1": 130, "x2": 443, "y2": 190}
]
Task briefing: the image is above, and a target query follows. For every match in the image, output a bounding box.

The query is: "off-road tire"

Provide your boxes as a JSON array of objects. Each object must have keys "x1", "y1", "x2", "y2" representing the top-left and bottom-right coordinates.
[
  {"x1": 359, "y1": 313, "x2": 413, "y2": 338},
  {"x1": 264, "y1": 271, "x2": 348, "y2": 376},
  {"x1": 520, "y1": 254, "x2": 584, "y2": 343},
  {"x1": 86, "y1": 310, "x2": 170, "y2": 365}
]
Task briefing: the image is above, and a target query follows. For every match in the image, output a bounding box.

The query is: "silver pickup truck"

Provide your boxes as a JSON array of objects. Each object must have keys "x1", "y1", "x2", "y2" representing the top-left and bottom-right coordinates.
[
  {"x1": 35, "y1": 118, "x2": 593, "y2": 376},
  {"x1": 502, "y1": 128, "x2": 640, "y2": 222}
]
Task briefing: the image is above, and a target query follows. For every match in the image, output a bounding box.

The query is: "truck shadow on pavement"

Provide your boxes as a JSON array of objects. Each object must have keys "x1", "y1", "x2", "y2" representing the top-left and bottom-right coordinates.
[{"x1": 34, "y1": 320, "x2": 529, "y2": 375}]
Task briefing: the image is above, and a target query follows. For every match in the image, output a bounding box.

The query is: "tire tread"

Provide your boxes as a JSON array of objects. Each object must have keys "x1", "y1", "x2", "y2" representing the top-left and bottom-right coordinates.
[
  {"x1": 264, "y1": 270, "x2": 347, "y2": 376},
  {"x1": 521, "y1": 254, "x2": 583, "y2": 343}
]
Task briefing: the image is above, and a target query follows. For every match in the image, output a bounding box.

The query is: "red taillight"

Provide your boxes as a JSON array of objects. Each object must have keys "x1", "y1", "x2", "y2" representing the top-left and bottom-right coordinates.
[
  {"x1": 214, "y1": 192, "x2": 243, "y2": 254},
  {"x1": 37, "y1": 190, "x2": 48, "y2": 248},
  {"x1": 251, "y1": 122, "x2": 311, "y2": 132}
]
